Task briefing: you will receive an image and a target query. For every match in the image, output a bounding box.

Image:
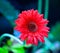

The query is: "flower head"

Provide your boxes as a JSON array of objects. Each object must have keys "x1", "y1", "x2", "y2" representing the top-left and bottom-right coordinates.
[{"x1": 15, "y1": 9, "x2": 49, "y2": 45}]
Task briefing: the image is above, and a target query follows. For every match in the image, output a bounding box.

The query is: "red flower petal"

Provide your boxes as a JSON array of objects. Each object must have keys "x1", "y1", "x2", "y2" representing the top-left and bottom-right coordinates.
[
  {"x1": 33, "y1": 37, "x2": 38, "y2": 45},
  {"x1": 20, "y1": 33, "x2": 27, "y2": 41},
  {"x1": 26, "y1": 36, "x2": 33, "y2": 45},
  {"x1": 38, "y1": 35, "x2": 45, "y2": 43}
]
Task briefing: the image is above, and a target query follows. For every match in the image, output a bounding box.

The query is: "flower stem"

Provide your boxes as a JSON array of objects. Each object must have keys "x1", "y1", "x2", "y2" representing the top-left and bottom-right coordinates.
[
  {"x1": 38, "y1": 0, "x2": 42, "y2": 14},
  {"x1": 0, "y1": 33, "x2": 23, "y2": 45},
  {"x1": 44, "y1": 0, "x2": 49, "y2": 19}
]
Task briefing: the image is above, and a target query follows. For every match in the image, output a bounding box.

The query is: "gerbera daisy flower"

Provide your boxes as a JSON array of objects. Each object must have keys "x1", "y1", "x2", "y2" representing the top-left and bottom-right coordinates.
[{"x1": 15, "y1": 9, "x2": 49, "y2": 45}]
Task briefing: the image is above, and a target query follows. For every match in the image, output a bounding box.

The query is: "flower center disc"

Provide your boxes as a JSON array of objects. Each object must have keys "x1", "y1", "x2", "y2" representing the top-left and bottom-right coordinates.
[{"x1": 28, "y1": 22, "x2": 37, "y2": 32}]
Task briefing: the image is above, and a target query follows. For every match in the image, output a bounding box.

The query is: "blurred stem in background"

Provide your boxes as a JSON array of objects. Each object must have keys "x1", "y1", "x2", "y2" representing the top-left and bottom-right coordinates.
[
  {"x1": 38, "y1": 0, "x2": 42, "y2": 14},
  {"x1": 38, "y1": 0, "x2": 49, "y2": 19},
  {"x1": 0, "y1": 0, "x2": 19, "y2": 27},
  {"x1": 44, "y1": 0, "x2": 49, "y2": 19}
]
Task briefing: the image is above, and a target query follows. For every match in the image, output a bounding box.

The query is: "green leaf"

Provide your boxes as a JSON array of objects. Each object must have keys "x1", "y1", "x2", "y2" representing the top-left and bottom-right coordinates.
[
  {"x1": 0, "y1": 48, "x2": 4, "y2": 53},
  {"x1": 11, "y1": 44, "x2": 25, "y2": 53},
  {"x1": 0, "y1": 46, "x2": 8, "y2": 53},
  {"x1": 7, "y1": 40, "x2": 12, "y2": 46}
]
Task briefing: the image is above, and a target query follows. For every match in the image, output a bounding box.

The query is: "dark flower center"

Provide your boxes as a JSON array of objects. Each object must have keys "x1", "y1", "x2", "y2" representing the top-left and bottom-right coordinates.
[{"x1": 28, "y1": 22, "x2": 37, "y2": 32}]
